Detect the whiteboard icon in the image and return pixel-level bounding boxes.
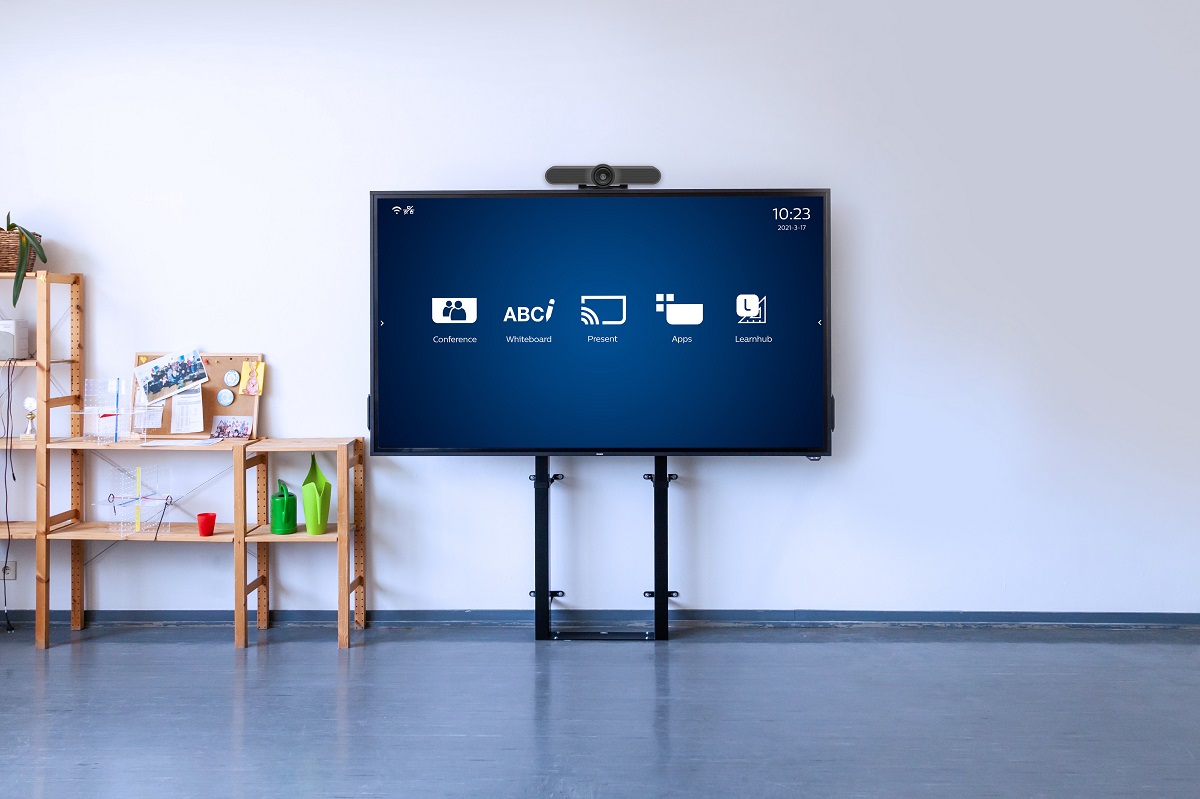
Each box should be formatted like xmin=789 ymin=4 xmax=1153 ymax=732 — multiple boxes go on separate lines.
xmin=737 ymin=294 xmax=766 ymax=323
xmin=580 ymin=295 xmax=626 ymax=325
xmin=656 ymin=293 xmax=704 ymax=326
xmin=431 ymin=298 xmax=478 ymax=324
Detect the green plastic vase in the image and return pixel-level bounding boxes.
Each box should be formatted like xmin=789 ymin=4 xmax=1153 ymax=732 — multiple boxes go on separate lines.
xmin=301 ymin=454 xmax=332 ymax=536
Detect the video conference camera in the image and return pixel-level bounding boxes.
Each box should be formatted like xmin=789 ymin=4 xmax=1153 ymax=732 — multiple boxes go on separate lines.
xmin=545 ymin=164 xmax=662 ymax=188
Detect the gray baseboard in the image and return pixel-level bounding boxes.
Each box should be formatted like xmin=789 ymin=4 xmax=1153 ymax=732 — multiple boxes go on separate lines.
xmin=5 ymin=609 xmax=1200 ymax=628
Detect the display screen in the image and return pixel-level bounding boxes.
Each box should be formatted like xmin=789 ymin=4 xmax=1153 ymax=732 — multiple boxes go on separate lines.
xmin=371 ymin=189 xmax=831 ymax=455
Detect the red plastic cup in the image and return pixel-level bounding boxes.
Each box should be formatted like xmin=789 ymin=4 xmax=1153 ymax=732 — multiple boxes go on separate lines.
xmin=197 ymin=513 xmax=217 ymax=537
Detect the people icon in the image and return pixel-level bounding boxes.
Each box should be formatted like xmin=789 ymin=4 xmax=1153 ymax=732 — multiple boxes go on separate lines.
xmin=450 ymin=300 xmax=467 ymax=321
xmin=442 ymin=300 xmax=454 ymax=319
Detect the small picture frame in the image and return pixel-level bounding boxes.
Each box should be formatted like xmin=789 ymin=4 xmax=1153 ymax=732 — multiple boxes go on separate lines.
xmin=210 ymin=415 xmax=254 ymax=439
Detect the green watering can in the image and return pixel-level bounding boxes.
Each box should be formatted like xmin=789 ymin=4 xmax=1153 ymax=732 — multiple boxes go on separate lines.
xmin=270 ymin=480 xmax=297 ymax=534
xmin=302 ymin=454 xmax=332 ymax=536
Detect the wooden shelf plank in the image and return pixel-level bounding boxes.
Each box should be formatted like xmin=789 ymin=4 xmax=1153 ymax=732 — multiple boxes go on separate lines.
xmin=0 ymin=521 xmax=38 ymax=540
xmin=0 ymin=437 xmax=38 ymax=450
xmin=246 ymin=524 xmax=344 ymax=543
xmin=0 ymin=271 xmax=77 ymax=284
xmin=47 ymin=521 xmax=235 ymax=542
xmin=4 ymin=359 xmax=77 ymax=367
xmin=248 ymin=437 xmax=359 ymax=452
xmin=47 ymin=437 xmax=246 ymax=451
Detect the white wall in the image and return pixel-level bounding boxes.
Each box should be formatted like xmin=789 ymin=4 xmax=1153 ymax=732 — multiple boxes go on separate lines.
xmin=2 ymin=0 xmax=1197 ymax=614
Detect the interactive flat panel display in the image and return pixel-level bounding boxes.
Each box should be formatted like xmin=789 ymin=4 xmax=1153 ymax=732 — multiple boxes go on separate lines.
xmin=370 ymin=189 xmax=830 ymax=455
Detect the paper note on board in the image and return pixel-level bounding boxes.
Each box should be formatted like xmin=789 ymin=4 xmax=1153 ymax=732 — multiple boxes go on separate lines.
xmin=170 ymin=386 xmax=204 ymax=434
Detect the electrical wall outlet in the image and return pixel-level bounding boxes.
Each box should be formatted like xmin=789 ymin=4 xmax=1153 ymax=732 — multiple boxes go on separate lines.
xmin=1 ymin=561 xmax=15 ymax=580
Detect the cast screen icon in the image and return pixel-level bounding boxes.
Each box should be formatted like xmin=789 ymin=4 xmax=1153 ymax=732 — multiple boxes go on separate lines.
xmin=656 ymin=294 xmax=704 ymax=325
xmin=432 ymin=298 xmax=478 ymax=324
xmin=580 ymin=295 xmax=627 ymax=325
xmin=737 ymin=294 xmax=766 ymax=323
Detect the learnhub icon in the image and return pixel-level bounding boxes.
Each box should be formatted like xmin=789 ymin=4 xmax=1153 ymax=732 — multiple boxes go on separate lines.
xmin=580 ymin=295 xmax=626 ymax=325
xmin=432 ymin=298 xmax=477 ymax=324
xmin=737 ymin=294 xmax=766 ymax=323
xmin=656 ymin=293 xmax=703 ymax=325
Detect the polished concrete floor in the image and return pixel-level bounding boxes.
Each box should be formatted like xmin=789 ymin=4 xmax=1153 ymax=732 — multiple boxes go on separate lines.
xmin=2 ymin=623 xmax=1200 ymax=797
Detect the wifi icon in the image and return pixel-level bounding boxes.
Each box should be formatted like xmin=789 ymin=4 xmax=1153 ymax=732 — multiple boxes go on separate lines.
xmin=392 ymin=206 xmax=403 ymax=214
xmin=580 ymin=307 xmax=600 ymax=325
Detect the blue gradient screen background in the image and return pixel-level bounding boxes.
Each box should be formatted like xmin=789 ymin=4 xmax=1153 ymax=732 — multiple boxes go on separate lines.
xmin=372 ymin=191 xmax=829 ymax=453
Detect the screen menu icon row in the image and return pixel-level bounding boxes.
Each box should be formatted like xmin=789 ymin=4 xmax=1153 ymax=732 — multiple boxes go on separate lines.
xmin=432 ymin=295 xmax=767 ymax=326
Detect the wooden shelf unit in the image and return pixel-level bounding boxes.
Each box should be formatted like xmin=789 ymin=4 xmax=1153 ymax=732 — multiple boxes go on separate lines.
xmin=10 ymin=272 xmax=86 ymax=648
xmin=35 ymin=435 xmax=366 ymax=649
xmin=23 ymin=272 xmax=368 ymax=649
xmin=233 ymin=437 xmax=365 ymax=649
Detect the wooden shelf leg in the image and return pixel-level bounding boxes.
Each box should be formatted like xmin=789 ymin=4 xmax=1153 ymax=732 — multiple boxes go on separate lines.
xmin=256 ymin=542 xmax=270 ymax=629
xmin=354 ymin=439 xmax=366 ymax=629
xmin=35 ymin=532 xmax=49 ymax=649
xmin=70 ymin=540 xmax=85 ymax=630
xmin=35 ymin=272 xmax=52 ymax=649
xmin=233 ymin=441 xmax=249 ymax=649
xmin=234 ymin=540 xmax=247 ymax=648
xmin=337 ymin=444 xmax=350 ymax=648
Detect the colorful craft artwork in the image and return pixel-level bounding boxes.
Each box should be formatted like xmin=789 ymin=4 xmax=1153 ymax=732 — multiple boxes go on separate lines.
xmin=240 ymin=361 xmax=265 ymax=396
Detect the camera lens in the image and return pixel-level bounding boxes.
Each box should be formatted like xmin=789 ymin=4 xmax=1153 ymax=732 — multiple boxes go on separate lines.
xmin=592 ymin=165 xmax=613 ymax=186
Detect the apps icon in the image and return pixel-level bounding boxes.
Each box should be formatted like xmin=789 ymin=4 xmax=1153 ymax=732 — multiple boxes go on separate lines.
xmin=580 ymin=295 xmax=627 ymax=325
xmin=432 ymin=298 xmax=478 ymax=324
xmin=737 ymin=294 xmax=766 ymax=323
xmin=656 ymin=293 xmax=703 ymax=325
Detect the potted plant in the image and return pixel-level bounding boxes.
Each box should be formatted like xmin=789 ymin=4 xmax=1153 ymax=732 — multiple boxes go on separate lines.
xmin=2 ymin=213 xmax=48 ymax=305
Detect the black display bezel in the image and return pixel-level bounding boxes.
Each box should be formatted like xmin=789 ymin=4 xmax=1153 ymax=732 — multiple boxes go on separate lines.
xmin=370 ymin=188 xmax=831 ymax=456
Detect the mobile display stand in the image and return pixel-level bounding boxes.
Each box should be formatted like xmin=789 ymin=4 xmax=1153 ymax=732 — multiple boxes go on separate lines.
xmin=532 ymin=164 xmax=677 ymax=641
xmin=530 ymin=456 xmax=678 ymax=641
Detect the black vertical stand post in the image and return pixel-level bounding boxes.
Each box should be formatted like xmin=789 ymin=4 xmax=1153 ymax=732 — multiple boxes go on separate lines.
xmin=653 ymin=455 xmax=670 ymax=641
xmin=533 ymin=456 xmax=551 ymax=641
xmin=643 ymin=457 xmax=678 ymax=640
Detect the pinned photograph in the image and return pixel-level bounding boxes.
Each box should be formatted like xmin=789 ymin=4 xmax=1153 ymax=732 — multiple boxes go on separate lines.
xmin=133 ymin=349 xmax=209 ymax=405
xmin=239 ymin=361 xmax=265 ymax=396
xmin=210 ymin=416 xmax=254 ymax=439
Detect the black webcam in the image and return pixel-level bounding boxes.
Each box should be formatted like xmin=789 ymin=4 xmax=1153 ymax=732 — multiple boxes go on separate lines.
xmin=545 ymin=164 xmax=661 ymax=188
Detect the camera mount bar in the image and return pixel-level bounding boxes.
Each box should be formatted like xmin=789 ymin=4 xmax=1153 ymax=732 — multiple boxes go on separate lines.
xmin=531 ymin=455 xmax=677 ymax=641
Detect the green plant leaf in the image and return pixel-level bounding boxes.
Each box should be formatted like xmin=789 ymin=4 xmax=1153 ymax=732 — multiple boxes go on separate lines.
xmin=14 ymin=225 xmax=46 ymax=262
xmin=11 ymin=239 xmax=27 ymax=305
xmin=5 ymin=212 xmax=11 ymax=230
